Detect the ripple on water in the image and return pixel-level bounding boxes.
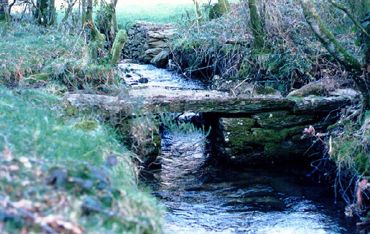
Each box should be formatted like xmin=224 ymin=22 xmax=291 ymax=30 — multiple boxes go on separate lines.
xmin=118 ymin=63 xmax=206 ymax=90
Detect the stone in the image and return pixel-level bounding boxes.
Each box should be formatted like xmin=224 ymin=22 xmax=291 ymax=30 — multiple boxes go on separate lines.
xmin=150 ymin=50 xmax=170 ymax=68
xmin=81 ymin=196 xmax=103 ymax=215
xmin=145 ymin=48 xmax=162 ymax=57
xmin=148 ymin=40 xmax=167 ymax=48
xmin=117 ymin=116 xmax=161 ymax=167
xmin=138 ymin=77 xmax=149 ymax=83
xmin=263 ymin=141 xmax=309 ymax=158
xmin=123 ymin=22 xmax=175 ymax=63
xmin=292 ymin=95 xmax=352 ymax=114
xmin=47 ymin=167 xmax=68 ymax=188
xmin=219 ymin=117 xmax=306 ymax=164
xmin=287 ymin=78 xmax=339 ymax=97
xmin=252 ymin=111 xmax=317 ymax=128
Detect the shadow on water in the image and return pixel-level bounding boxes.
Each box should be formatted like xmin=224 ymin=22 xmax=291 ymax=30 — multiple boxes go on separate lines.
xmin=142 ymin=129 xmax=356 ymax=234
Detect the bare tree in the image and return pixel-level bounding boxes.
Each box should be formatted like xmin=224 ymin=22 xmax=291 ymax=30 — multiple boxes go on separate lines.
xmin=34 ymin=0 xmax=56 ymax=25
xmin=300 ymin=0 xmax=370 ymax=110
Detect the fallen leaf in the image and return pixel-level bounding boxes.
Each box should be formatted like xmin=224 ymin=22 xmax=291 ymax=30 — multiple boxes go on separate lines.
xmin=2 ymin=145 xmax=13 ymax=161
xmin=36 ymin=215 xmax=84 ymax=234
xmin=19 ymin=157 xmax=32 ymax=169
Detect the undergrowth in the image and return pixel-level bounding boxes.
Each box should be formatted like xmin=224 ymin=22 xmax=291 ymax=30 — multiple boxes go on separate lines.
xmin=0 ymin=22 xmax=120 ymax=91
xmin=331 ymin=114 xmax=370 ymax=176
xmin=0 ymin=87 xmax=162 ymax=233
xmin=171 ymin=1 xmax=360 ymax=94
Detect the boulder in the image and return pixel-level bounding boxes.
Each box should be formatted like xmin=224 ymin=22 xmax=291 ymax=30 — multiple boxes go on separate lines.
xmin=150 ymin=50 xmax=170 ymax=68
xmin=288 ymin=78 xmax=341 ymax=97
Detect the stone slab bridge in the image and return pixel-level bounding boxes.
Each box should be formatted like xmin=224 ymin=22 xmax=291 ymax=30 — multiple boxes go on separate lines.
xmin=66 ymin=88 xmax=358 ymax=167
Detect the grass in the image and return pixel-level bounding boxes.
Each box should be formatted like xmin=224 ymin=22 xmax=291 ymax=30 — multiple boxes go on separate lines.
xmin=0 ymin=21 xmax=163 ymax=233
xmin=115 ymin=0 xmax=239 ymax=27
xmin=0 ymin=22 xmax=120 ymax=90
xmin=0 ymin=86 xmax=162 ymax=233
xmin=116 ymin=2 xmax=193 ymax=26
xmin=0 ymin=23 xmax=83 ymax=85
xmin=331 ymin=116 xmax=370 ymax=176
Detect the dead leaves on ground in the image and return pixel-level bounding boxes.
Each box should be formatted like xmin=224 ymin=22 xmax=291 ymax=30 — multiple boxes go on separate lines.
xmin=0 ymin=145 xmax=121 ymax=234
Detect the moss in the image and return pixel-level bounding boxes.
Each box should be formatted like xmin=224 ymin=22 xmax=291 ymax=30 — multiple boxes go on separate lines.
xmin=74 ymin=120 xmax=99 ymax=131
xmin=222 ymin=118 xmax=256 ymax=132
xmin=226 ymin=125 xmax=304 ymax=153
xmin=209 ymin=0 xmax=230 ymax=20
xmin=110 ymin=30 xmax=128 ymax=65
xmin=247 ymin=128 xmax=289 ymax=143
xmin=254 ymin=86 xmax=277 ymax=95
xmin=253 ymin=111 xmax=316 ymax=128
xmin=355 ymin=151 xmax=370 ymax=175
xmin=125 ymin=116 xmax=161 ymax=164
xmin=331 ymin=120 xmax=370 ymax=176
xmin=65 ymin=104 xmax=78 ymax=116
xmin=249 ymin=0 xmax=267 ymax=51
xmin=365 ymin=110 xmax=370 ymax=119
xmin=264 ymin=143 xmax=281 ymax=157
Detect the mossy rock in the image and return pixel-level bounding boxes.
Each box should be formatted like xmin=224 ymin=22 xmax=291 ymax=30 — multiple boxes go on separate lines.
xmin=222 ymin=118 xmax=256 ymax=133
xmin=264 ymin=141 xmax=308 ymax=158
xmin=224 ymin=125 xmax=304 ymax=154
xmin=120 ymin=116 xmax=161 ymax=166
xmin=65 ymin=104 xmax=79 ymax=116
xmin=253 ymin=111 xmax=317 ymax=128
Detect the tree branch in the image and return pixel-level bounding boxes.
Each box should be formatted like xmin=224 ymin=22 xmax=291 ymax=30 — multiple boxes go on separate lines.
xmin=328 ymin=0 xmax=370 ymax=39
xmin=300 ymin=0 xmax=362 ymax=71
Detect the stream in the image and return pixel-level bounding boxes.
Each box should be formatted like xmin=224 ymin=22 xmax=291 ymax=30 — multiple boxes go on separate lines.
xmin=119 ymin=62 xmax=356 ymax=234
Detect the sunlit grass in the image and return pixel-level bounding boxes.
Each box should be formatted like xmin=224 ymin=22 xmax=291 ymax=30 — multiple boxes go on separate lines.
xmin=116 ymin=2 xmax=193 ymax=26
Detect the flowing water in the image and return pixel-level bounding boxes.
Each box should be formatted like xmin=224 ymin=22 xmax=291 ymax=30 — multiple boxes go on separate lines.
xmin=120 ymin=62 xmax=356 ymax=234
xmin=143 ymin=130 xmax=355 ymax=234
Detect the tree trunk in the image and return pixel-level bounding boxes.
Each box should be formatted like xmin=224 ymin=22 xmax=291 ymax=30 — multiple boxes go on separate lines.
xmin=363 ymin=17 xmax=370 ymax=110
xmin=85 ymin=0 xmax=105 ymax=62
xmin=300 ymin=0 xmax=369 ymax=110
xmin=47 ymin=0 xmax=55 ymax=25
xmin=81 ymin=0 xmax=86 ymax=27
xmin=248 ymin=0 xmax=266 ymax=52
xmin=0 ymin=0 xmax=8 ymax=21
xmin=347 ymin=0 xmax=370 ymax=20
xmin=110 ymin=30 xmax=127 ymax=65
xmin=96 ymin=0 xmax=118 ymax=47
xmin=35 ymin=0 xmax=55 ymax=25
xmin=62 ymin=0 xmax=77 ymax=22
